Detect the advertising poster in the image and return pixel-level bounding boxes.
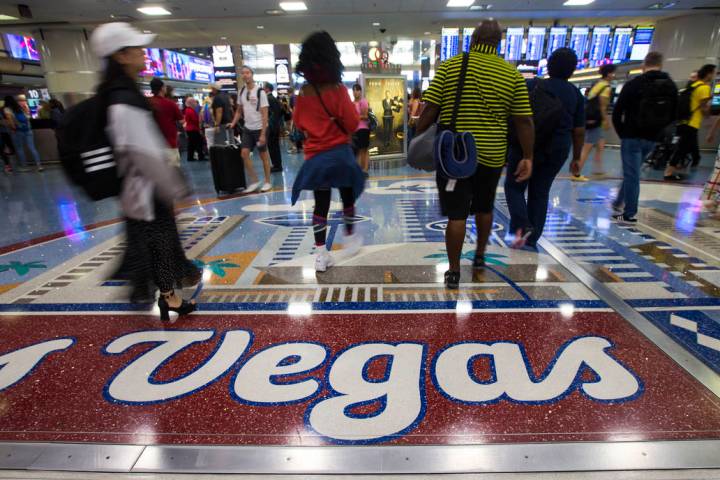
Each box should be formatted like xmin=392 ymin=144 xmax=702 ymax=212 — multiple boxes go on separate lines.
xmin=363 ymin=75 xmax=406 ymax=157
xmin=163 ymin=50 xmax=215 ymax=83
xmin=140 ymin=48 xmax=163 ymax=78
xmin=212 ymin=45 xmax=234 ymax=68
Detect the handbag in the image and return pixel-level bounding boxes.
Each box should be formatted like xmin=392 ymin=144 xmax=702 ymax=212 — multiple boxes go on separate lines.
xmin=434 ymin=52 xmax=477 ymax=180
xmin=407 ymin=123 xmax=437 ymax=171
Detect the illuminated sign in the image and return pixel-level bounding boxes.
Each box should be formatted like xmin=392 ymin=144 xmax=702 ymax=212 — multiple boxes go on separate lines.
xmin=526 ymin=27 xmax=546 ymax=61
xmin=548 ymin=27 xmax=568 ymax=55
xmin=441 ymin=28 xmax=459 ymax=61
xmin=505 ymin=27 xmax=524 ymax=62
xmin=140 ymin=48 xmax=163 ymax=78
xmin=3 ymin=34 xmax=40 ymax=61
xmin=630 ymin=26 xmax=654 ymax=61
xmin=212 ymin=45 xmax=234 ymax=68
xmin=163 ymin=50 xmax=215 ymax=83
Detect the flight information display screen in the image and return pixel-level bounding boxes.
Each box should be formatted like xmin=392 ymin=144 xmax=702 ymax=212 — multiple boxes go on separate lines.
xmin=462 ymin=27 xmax=474 ymax=53
xmin=547 ymin=27 xmax=568 ymax=55
xmin=526 ymin=27 xmax=546 ymax=61
xmin=569 ymin=26 xmax=590 ymax=60
xmin=611 ymin=27 xmax=633 ymax=63
xmin=630 ymin=26 xmax=654 ymax=60
xmin=589 ymin=26 xmax=611 ymax=66
xmin=505 ymin=27 xmax=524 ymax=61
xmin=441 ymin=28 xmax=459 ymax=61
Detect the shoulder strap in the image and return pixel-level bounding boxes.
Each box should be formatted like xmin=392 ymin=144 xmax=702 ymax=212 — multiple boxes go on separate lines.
xmin=311 ymin=84 xmax=348 ymax=135
xmin=450 ymin=52 xmax=470 ymax=131
xmin=255 ymin=87 xmax=261 ymax=112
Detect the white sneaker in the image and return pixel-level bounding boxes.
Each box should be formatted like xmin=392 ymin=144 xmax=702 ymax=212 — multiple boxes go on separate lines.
xmin=315 ymin=248 xmax=334 ymax=272
xmin=344 ymin=233 xmax=363 ymax=258
xmin=245 ymin=181 xmax=260 ymax=193
xmin=260 ymin=182 xmax=272 ymax=192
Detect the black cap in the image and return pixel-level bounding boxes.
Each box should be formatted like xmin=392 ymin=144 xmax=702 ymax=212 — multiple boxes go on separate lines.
xmin=150 ymin=77 xmax=164 ymax=94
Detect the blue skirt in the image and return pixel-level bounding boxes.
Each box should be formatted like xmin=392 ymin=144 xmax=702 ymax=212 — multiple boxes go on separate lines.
xmin=291 ymin=144 xmax=365 ymax=205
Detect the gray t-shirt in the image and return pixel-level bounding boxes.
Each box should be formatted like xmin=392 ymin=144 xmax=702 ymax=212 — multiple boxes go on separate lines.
xmin=211 ymin=91 xmax=233 ymax=125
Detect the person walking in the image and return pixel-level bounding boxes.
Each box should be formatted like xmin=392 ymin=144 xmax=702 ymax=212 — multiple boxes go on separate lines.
xmin=183 ymin=97 xmax=205 ymax=161
xmin=612 ymin=51 xmax=678 ymax=224
xmin=3 ymin=95 xmax=42 ymax=172
xmin=407 ymin=87 xmax=422 ymax=143
xmin=291 ymin=31 xmax=364 ymax=273
xmin=699 ymin=116 xmax=720 ymax=216
xmin=49 ymin=99 xmax=65 ymax=127
xmin=351 ymin=83 xmax=370 ymax=176
xmin=148 ymin=77 xmax=183 ymax=166
xmin=229 ymin=66 xmax=273 ymax=193
xmin=264 ymin=83 xmax=284 ymax=173
xmin=89 ymin=22 xmax=200 ymax=317
xmin=573 ymin=63 xmax=616 ymax=181
xmin=415 ymin=20 xmax=534 ymax=289
xmin=665 ymin=63 xmax=716 ymax=179
xmin=505 ymin=48 xmax=585 ymax=250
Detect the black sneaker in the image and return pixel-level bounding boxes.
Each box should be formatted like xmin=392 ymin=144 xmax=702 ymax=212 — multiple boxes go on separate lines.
xmin=611 ymin=213 xmax=638 ymax=225
xmin=271 ymin=166 xmax=283 ymax=173
xmin=444 ymin=270 xmax=460 ymax=290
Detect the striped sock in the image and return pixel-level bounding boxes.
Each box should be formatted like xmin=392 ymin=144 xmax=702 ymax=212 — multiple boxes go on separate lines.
xmin=343 ymin=206 xmax=355 ymax=235
xmin=313 ymin=214 xmax=328 ymax=246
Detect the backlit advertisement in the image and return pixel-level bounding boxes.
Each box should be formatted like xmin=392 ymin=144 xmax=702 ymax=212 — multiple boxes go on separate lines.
xmin=4 ymin=34 xmax=40 ymax=62
xmin=212 ymin=45 xmax=234 ymax=68
xmin=363 ymin=75 xmax=406 ymax=157
xmin=164 ymin=50 xmax=215 ymax=83
xmin=140 ymin=48 xmax=163 ymax=78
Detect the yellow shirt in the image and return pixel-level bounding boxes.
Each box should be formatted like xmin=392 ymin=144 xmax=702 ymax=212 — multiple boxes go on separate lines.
xmin=588 ymin=79 xmax=611 ymax=100
xmin=686 ymin=80 xmax=711 ymax=130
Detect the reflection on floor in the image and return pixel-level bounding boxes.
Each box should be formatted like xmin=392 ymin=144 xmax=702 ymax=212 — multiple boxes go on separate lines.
xmin=0 ymin=145 xmax=719 ymax=474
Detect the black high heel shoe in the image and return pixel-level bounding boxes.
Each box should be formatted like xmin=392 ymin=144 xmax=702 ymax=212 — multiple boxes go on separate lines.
xmin=158 ymin=290 xmax=197 ymax=321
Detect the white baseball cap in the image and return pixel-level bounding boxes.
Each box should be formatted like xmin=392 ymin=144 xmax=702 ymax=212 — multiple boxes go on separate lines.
xmin=90 ymin=22 xmax=156 ymax=58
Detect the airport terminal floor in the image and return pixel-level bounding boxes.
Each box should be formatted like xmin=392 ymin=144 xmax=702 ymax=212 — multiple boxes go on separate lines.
xmin=1 ymin=145 xmax=720 ymax=479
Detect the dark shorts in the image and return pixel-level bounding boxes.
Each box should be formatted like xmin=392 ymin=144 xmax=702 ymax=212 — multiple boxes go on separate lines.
xmin=241 ymin=129 xmax=268 ymax=153
xmin=436 ymin=164 xmax=503 ymax=220
xmin=352 ymin=128 xmax=370 ymax=150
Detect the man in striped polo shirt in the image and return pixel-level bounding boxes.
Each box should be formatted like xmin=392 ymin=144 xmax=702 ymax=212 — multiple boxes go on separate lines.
xmin=416 ymin=20 xmax=535 ymax=289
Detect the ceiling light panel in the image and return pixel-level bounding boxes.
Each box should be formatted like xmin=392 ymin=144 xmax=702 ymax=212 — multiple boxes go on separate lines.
xmin=137 ymin=6 xmax=172 ymax=16
xmin=447 ymin=0 xmax=475 ymax=7
xmin=279 ymin=2 xmax=308 ymax=11
xmin=563 ymin=0 xmax=595 ymax=5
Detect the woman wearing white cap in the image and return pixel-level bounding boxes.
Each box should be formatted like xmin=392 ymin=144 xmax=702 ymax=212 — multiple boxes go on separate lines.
xmin=91 ymin=22 xmax=200 ymax=320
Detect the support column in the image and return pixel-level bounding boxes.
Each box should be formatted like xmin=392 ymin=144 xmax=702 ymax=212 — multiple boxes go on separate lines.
xmin=35 ymin=28 xmax=101 ymax=107
xmin=652 ymin=14 xmax=720 ymax=81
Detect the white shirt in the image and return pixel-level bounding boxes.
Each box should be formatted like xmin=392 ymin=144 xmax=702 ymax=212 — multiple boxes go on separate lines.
xmin=240 ymin=85 xmax=269 ymax=131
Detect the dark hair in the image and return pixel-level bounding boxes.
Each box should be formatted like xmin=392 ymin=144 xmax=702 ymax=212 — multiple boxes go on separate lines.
xmin=265 ymin=83 xmax=275 ymax=92
xmin=98 ymin=54 xmax=138 ymax=95
xmin=547 ymin=48 xmax=578 ymax=80
xmin=352 ymin=83 xmax=362 ymax=92
xmin=411 ymin=87 xmax=421 ymax=99
xmin=295 ymin=31 xmax=343 ymax=84
xmin=599 ymin=64 xmax=617 ymax=78
xmin=698 ymin=64 xmax=717 ymax=80
xmin=644 ymin=51 xmax=663 ymax=68
xmin=49 ymin=98 xmax=65 ymax=113
xmin=150 ymin=77 xmax=164 ymax=95
xmin=3 ymin=95 xmax=20 ymax=113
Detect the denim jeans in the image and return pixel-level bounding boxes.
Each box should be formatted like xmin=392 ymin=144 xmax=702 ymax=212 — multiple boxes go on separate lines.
xmin=504 ymin=142 xmax=570 ymax=246
xmin=614 ymin=138 xmax=655 ymax=218
xmin=12 ymin=129 xmax=41 ymax=168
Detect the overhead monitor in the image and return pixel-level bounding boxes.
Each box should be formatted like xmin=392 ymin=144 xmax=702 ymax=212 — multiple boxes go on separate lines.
xmin=526 ymin=27 xmax=546 ymax=61
xmin=547 ymin=27 xmax=568 ymax=56
xmin=630 ymin=26 xmax=654 ymax=61
xmin=610 ymin=27 xmax=633 ymax=63
xmin=462 ymin=27 xmax=474 ymax=53
xmin=505 ymin=27 xmax=524 ymax=62
xmin=163 ymin=50 xmax=215 ymax=83
xmin=140 ymin=48 xmax=163 ymax=77
xmin=3 ymin=34 xmax=40 ymax=61
xmin=569 ymin=26 xmax=590 ymax=61
xmin=440 ymin=27 xmax=459 ymax=61
xmin=589 ymin=26 xmax=611 ymax=66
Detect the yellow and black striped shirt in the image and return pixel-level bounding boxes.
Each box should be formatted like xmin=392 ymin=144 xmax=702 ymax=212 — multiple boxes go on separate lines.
xmin=423 ymin=44 xmax=532 ymax=168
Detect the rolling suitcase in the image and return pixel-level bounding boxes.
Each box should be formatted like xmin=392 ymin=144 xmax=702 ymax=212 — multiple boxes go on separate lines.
xmin=209 ymin=129 xmax=246 ymax=195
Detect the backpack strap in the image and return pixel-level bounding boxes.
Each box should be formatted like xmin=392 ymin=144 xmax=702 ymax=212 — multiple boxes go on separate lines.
xmin=449 ymin=52 xmax=470 ymax=132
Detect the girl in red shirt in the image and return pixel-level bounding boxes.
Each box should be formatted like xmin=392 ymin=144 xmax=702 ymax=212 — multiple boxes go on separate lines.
xmin=291 ymin=31 xmax=364 ymax=273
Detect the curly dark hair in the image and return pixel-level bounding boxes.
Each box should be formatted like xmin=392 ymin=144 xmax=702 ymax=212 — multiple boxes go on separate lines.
xmin=547 ymin=47 xmax=578 ymax=80
xmin=295 ymin=31 xmax=344 ymax=84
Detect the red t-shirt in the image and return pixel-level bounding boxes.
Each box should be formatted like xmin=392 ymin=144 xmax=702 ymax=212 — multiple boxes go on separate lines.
xmin=149 ymin=95 xmax=183 ymax=148
xmin=184 ymin=107 xmax=200 ymax=132
xmin=292 ymin=85 xmax=359 ymax=160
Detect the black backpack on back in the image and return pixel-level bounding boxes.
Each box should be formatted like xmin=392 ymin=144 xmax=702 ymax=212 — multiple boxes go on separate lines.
xmin=676 ymin=83 xmax=697 ymax=122
xmin=585 ymin=83 xmax=609 ymax=130
xmin=529 ymin=80 xmax=565 ymax=150
xmin=634 ymin=75 xmax=678 ymax=139
xmin=56 ymin=93 xmax=121 ymax=201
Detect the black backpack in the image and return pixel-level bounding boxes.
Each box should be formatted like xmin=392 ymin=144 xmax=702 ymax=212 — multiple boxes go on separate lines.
xmin=529 ymin=80 xmax=565 ymax=150
xmin=585 ymin=83 xmax=609 ymax=130
xmin=56 ymin=93 xmax=121 ymax=201
xmin=677 ymin=83 xmax=697 ymax=122
xmin=634 ymin=75 xmax=678 ymax=138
